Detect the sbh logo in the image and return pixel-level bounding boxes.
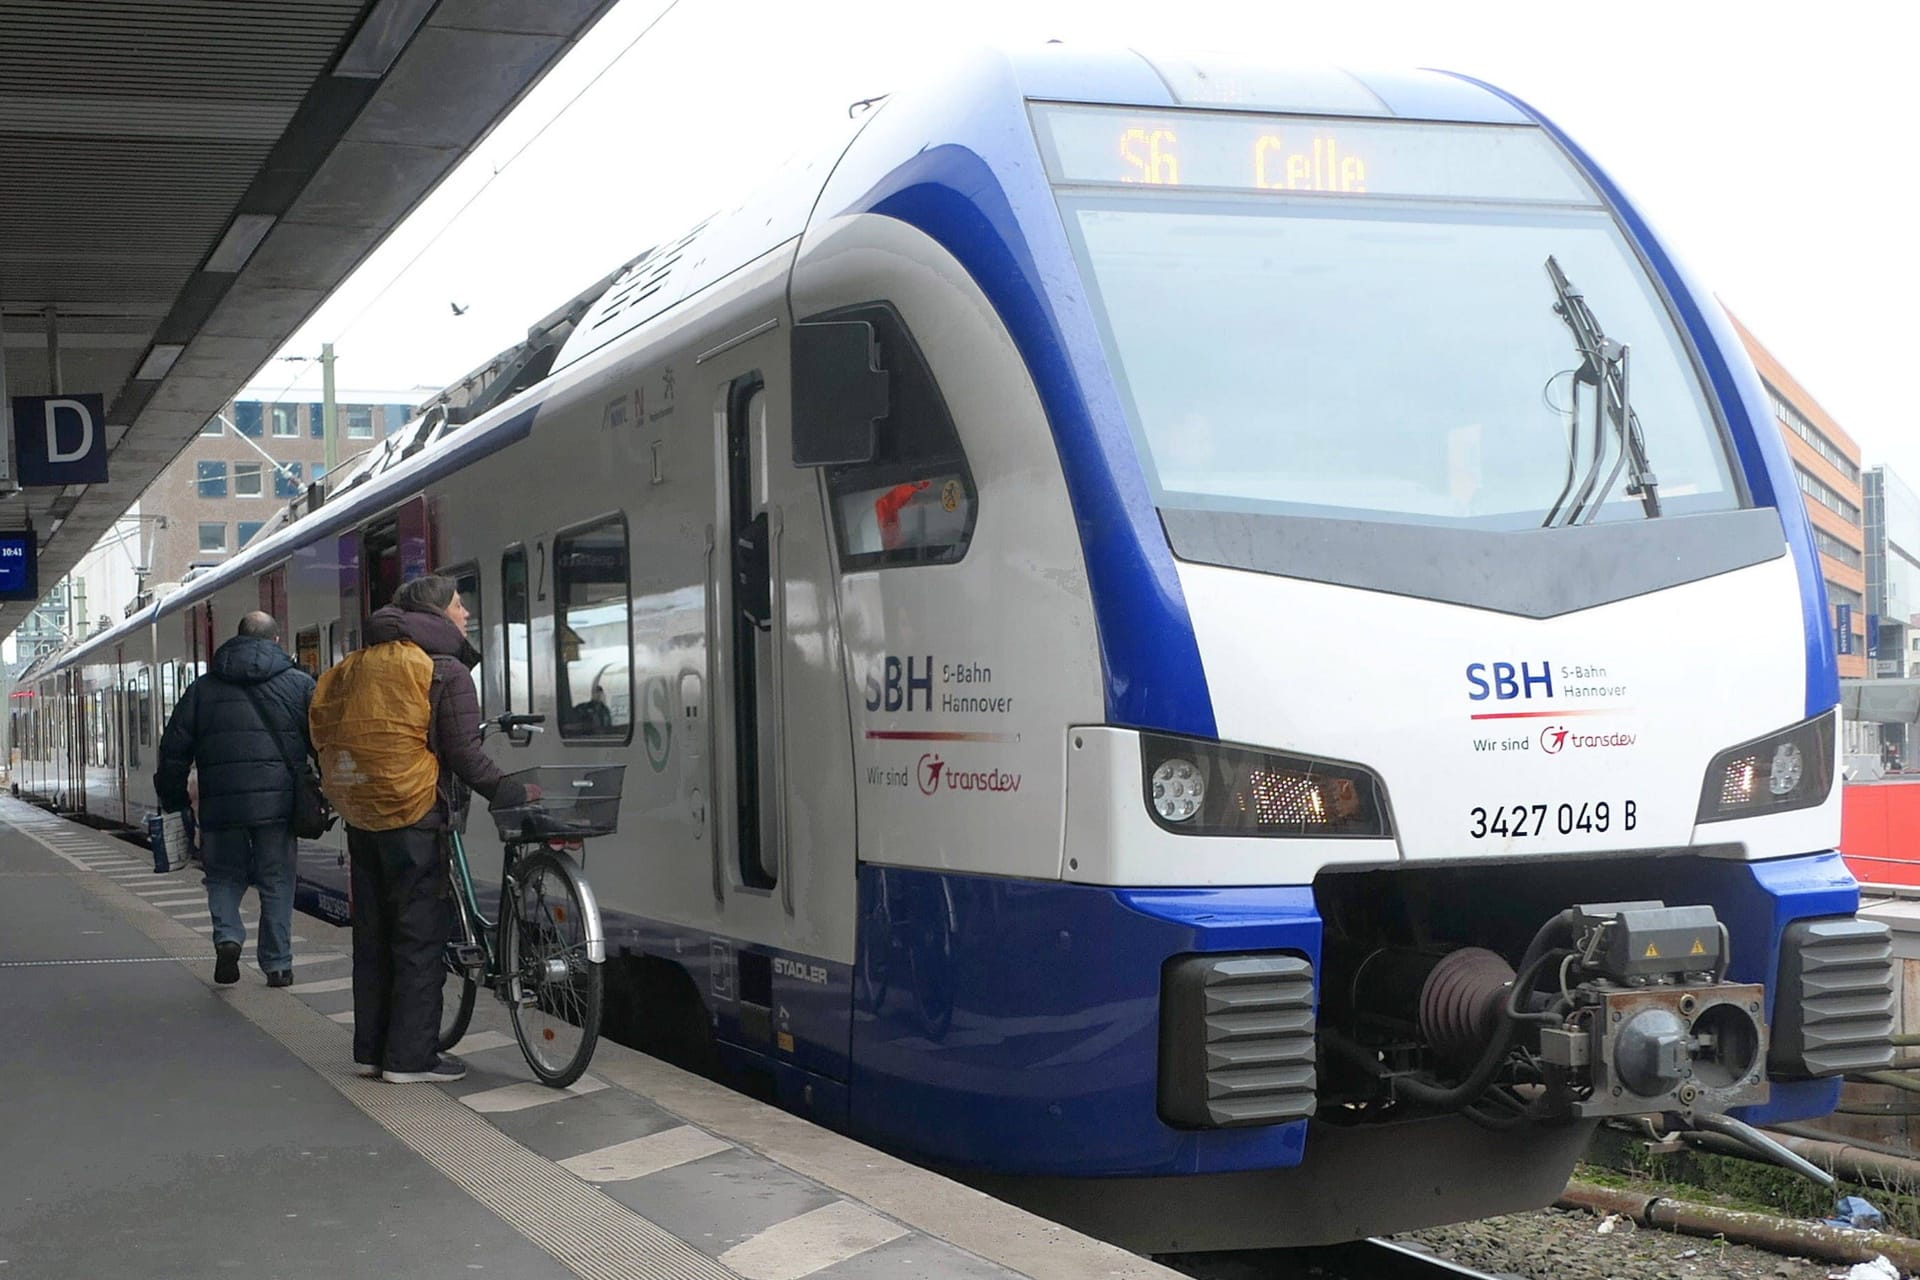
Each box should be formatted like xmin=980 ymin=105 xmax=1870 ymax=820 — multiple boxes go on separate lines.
xmin=11 ymin=393 xmax=108 ymax=486
xmin=1466 ymin=661 xmax=1554 ymax=702
xmin=866 ymin=655 xmax=934 ymax=713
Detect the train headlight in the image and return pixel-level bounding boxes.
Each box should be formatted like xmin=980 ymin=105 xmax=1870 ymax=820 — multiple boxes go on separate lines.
xmin=1151 ymin=758 xmax=1205 ymax=822
xmin=1140 ymin=733 xmax=1391 ymax=838
xmin=1696 ymin=710 xmax=1834 ymax=823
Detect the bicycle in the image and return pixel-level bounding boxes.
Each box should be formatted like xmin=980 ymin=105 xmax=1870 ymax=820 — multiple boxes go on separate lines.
xmin=437 ymin=713 xmax=623 ymax=1088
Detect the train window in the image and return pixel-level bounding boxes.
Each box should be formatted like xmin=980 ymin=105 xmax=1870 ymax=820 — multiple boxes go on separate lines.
xmin=136 ymin=668 xmax=152 ymax=748
xmin=502 ymin=545 xmax=531 ymax=716
xmin=553 ymin=518 xmax=632 ymax=742
xmin=817 ymin=303 xmax=976 ymax=571
xmin=440 ymin=562 xmax=484 ymax=714
xmin=363 ymin=519 xmax=402 ymax=613
xmin=296 ymin=627 xmax=321 ymax=676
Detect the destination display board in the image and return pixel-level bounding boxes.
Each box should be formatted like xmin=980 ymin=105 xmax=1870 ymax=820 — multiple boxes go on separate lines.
xmin=1033 ymin=104 xmax=1592 ymax=204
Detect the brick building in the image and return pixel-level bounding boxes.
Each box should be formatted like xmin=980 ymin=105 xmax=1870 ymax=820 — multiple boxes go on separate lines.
xmin=143 ymin=389 xmax=418 ymax=588
xmin=1729 ymin=313 xmax=1868 ymax=680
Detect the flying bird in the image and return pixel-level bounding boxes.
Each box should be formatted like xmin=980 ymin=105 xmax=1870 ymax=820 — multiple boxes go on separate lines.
xmin=450 ymin=302 xmax=469 ymax=316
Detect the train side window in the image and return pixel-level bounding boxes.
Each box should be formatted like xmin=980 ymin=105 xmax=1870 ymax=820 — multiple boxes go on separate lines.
xmin=296 ymin=626 xmax=322 ymax=676
xmin=816 ymin=303 xmax=977 ymax=570
xmin=136 ymin=667 xmax=153 ymax=749
xmin=363 ymin=518 xmax=403 ymax=613
xmin=553 ymin=518 xmax=632 ymax=742
xmin=502 ymin=546 xmax=531 ymax=716
xmin=439 ymin=562 xmax=483 ymax=713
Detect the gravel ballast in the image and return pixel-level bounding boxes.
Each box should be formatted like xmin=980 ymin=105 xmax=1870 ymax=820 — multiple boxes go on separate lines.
xmin=1404 ymin=1205 xmax=1870 ymax=1280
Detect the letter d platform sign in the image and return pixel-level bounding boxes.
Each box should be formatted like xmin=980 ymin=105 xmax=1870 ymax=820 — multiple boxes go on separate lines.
xmin=12 ymin=394 xmax=108 ymax=486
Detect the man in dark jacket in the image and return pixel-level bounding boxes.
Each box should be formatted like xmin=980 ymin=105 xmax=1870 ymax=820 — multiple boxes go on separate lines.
xmin=156 ymin=611 xmax=316 ymax=987
xmin=313 ymin=575 xmax=529 ymax=1083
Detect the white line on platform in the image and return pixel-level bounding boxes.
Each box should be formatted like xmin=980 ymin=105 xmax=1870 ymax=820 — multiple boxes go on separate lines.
xmin=450 ymin=1030 xmax=514 ymax=1055
xmin=327 ymin=1010 xmax=355 ymax=1024
xmin=557 ymin=1125 xmax=731 ymax=1184
xmin=130 ymin=885 xmax=191 ymax=896
xmin=289 ymin=976 xmax=354 ymax=993
xmin=145 ymin=896 xmax=206 ymax=908
xmin=460 ymin=1077 xmax=606 ymax=1114
xmin=717 ymin=1201 xmax=908 ymax=1280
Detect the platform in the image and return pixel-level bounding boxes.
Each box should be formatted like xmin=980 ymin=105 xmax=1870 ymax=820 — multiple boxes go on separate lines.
xmin=0 ymin=799 xmax=1172 ymax=1280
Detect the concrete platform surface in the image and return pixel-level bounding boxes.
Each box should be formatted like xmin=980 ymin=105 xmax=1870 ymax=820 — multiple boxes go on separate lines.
xmin=0 ymin=799 xmax=1175 ymax=1280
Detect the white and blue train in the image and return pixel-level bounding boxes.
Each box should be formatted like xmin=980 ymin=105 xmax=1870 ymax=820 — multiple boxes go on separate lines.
xmin=12 ymin=47 xmax=1894 ymax=1250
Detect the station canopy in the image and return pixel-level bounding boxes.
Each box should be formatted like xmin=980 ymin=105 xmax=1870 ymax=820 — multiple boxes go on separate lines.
xmin=1844 ymin=679 xmax=1920 ymax=726
xmin=0 ymin=0 xmax=616 ymax=641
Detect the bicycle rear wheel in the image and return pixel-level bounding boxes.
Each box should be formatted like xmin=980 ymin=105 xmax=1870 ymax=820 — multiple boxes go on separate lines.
xmin=438 ymin=946 xmax=479 ymax=1052
xmin=502 ymin=850 xmax=603 ymax=1087
xmin=438 ymin=849 xmax=480 ymax=1052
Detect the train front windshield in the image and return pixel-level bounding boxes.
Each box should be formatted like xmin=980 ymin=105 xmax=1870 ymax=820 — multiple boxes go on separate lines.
xmin=1035 ymin=105 xmax=1741 ymax=530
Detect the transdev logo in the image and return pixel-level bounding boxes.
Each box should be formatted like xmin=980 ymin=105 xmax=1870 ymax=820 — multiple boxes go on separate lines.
xmin=1540 ymin=725 xmax=1637 ymax=754
xmin=917 ymin=752 xmax=1021 ymax=796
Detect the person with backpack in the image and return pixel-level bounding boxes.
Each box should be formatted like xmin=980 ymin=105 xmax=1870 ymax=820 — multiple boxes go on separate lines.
xmin=155 ymin=611 xmax=317 ymax=988
xmin=310 ymin=574 xmax=533 ymax=1083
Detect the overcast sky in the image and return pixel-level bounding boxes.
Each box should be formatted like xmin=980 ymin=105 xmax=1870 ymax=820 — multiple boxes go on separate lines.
xmin=264 ymin=0 xmax=1918 ymax=482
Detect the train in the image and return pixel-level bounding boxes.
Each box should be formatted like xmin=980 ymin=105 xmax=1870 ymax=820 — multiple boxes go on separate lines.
xmin=8 ymin=46 xmax=1896 ymax=1252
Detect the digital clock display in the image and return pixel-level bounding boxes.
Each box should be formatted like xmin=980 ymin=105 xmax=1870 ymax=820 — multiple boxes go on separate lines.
xmin=1032 ymin=104 xmax=1593 ymax=205
xmin=0 ymin=532 xmax=37 ymax=601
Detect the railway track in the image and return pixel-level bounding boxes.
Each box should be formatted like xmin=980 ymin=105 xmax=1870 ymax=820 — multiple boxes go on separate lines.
xmin=1160 ymin=1236 xmax=1520 ymax=1280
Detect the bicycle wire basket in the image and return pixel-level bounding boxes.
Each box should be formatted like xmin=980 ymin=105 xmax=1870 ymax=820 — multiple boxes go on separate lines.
xmin=490 ymin=764 xmax=626 ymax=841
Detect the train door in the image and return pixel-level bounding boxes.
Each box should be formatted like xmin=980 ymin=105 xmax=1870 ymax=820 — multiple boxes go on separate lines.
xmin=704 ymin=333 xmax=860 ymax=1098
xmin=64 ymin=670 xmax=84 ymax=814
xmin=115 ymin=644 xmax=130 ymax=826
xmin=260 ymin=564 xmax=288 ymax=644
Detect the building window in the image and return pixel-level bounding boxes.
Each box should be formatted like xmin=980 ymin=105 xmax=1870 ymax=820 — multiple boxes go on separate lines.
xmin=234 ymin=402 xmax=264 ymax=437
xmin=554 ymin=518 xmax=631 ymax=741
xmin=271 ymin=405 xmax=297 ymax=437
xmin=273 ymin=460 xmax=305 ymax=499
xmin=198 ymin=523 xmax=227 ymax=554
xmin=196 ymin=461 xmax=228 ymax=498
xmin=344 ymin=407 xmax=375 ymax=439
xmin=200 ymin=417 xmax=224 ymax=436
xmin=1814 ymin=527 xmax=1863 ymax=569
xmin=1795 ymin=466 xmax=1862 ymax=525
xmin=237 ymin=520 xmax=266 ymax=548
xmin=234 ymin=461 xmax=262 ymax=497
xmin=1768 ymin=382 xmax=1859 ymax=485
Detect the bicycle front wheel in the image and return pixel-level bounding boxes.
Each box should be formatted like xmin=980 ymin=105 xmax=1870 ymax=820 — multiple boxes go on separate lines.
xmin=502 ymin=850 xmax=603 ymax=1087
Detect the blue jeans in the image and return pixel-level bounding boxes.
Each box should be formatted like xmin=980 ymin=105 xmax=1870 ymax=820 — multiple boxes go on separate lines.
xmin=200 ymin=823 xmax=298 ymax=974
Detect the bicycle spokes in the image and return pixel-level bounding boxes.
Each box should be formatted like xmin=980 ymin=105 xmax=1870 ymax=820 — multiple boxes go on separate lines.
xmin=507 ymin=857 xmax=596 ymax=1079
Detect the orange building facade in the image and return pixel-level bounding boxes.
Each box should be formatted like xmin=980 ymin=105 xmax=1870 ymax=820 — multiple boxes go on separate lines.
xmin=1729 ymin=312 xmax=1868 ymax=680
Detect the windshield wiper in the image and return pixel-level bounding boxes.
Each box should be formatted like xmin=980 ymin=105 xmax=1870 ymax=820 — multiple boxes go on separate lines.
xmin=1542 ymin=255 xmax=1662 ymax=524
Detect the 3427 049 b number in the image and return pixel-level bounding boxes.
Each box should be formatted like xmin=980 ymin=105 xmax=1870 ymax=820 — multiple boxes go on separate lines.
xmin=1469 ymin=800 xmax=1637 ymax=839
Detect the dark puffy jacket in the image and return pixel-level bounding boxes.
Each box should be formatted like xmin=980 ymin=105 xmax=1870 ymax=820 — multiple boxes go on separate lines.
xmin=155 ymin=635 xmax=316 ymax=830
xmin=362 ymin=602 xmax=526 ymax=821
